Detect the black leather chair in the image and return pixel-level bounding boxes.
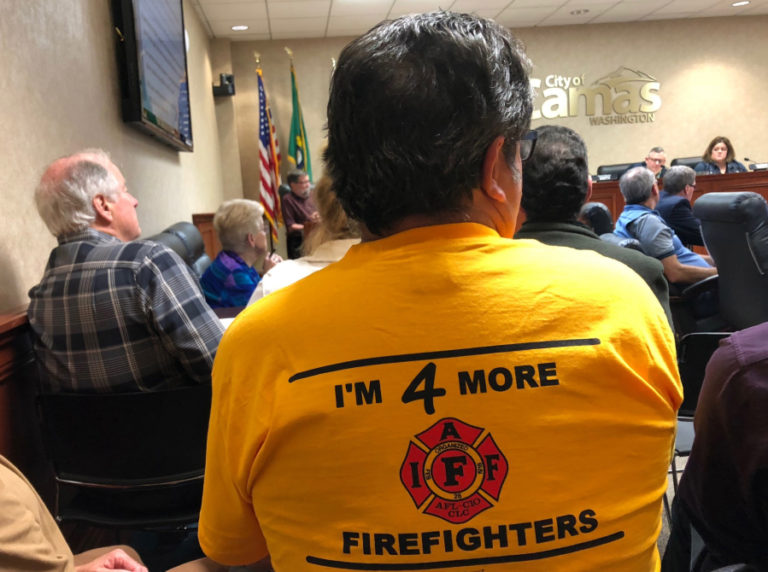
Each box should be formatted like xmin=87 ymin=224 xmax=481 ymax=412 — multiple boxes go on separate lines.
xmin=694 ymin=192 xmax=768 ymax=330
xmin=579 ymin=202 xmax=614 ymax=235
xmin=146 ymin=221 xmax=211 ymax=277
xmin=671 ymin=156 xmax=702 ymax=169
xmin=596 ymin=162 xmax=634 ymax=180
xmin=669 ymin=332 xmax=731 ymax=493
xmin=37 ymin=384 xmax=211 ymax=529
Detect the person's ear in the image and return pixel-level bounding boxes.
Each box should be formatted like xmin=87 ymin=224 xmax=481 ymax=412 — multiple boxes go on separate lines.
xmin=585 ymin=177 xmax=593 ymax=202
xmin=480 ymin=136 xmax=512 ymax=203
xmin=246 ymin=232 xmax=257 ymax=247
xmin=92 ymin=194 xmax=113 ymax=223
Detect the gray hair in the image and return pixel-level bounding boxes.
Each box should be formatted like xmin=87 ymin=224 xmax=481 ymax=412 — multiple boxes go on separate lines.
xmin=619 ymin=166 xmax=656 ymax=205
xmin=648 ymin=146 xmax=665 ymax=155
xmin=662 ymin=165 xmax=696 ymax=195
xmin=34 ymin=149 xmax=121 ymax=238
xmin=213 ymin=199 xmax=265 ymax=253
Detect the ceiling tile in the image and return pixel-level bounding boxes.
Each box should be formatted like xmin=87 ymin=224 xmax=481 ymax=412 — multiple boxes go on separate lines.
xmin=327 ymin=14 xmax=388 ymax=30
xmin=588 ymin=0 xmax=667 ymax=21
xmin=200 ymin=2 xmax=267 ymax=19
xmin=269 ymin=16 xmax=329 ymax=32
xmin=450 ymin=0 xmax=513 ymax=10
xmin=268 ymin=0 xmax=331 ymax=17
xmin=388 ymin=0 xmax=451 ymax=18
xmin=538 ymin=2 xmax=614 ymax=25
xmin=330 ymin=0 xmax=392 ymax=16
xmin=209 ymin=18 xmax=270 ymax=35
xmin=494 ymin=6 xmax=556 ymax=26
xmin=507 ymin=0 xmax=564 ymax=7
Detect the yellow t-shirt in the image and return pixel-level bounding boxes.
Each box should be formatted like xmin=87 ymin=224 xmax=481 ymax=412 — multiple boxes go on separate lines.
xmin=199 ymin=223 xmax=681 ymax=571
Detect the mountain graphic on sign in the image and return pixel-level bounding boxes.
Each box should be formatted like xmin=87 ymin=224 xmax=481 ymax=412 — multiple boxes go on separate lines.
xmin=592 ymin=67 xmax=658 ymax=89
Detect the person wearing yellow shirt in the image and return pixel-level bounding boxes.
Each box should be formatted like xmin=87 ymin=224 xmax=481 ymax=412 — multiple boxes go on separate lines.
xmin=199 ymin=11 xmax=681 ymax=572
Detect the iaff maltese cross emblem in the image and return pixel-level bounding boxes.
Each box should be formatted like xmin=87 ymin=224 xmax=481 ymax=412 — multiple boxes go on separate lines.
xmin=400 ymin=418 xmax=508 ymax=524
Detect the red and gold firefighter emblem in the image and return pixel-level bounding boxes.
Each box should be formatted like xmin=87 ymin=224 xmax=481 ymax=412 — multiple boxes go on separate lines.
xmin=400 ymin=417 xmax=508 ymax=524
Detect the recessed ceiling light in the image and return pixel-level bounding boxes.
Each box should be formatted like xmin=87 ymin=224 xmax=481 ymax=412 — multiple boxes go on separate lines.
xmin=570 ymin=9 xmax=590 ymax=16
xmin=231 ymin=25 xmax=249 ymax=31
xmin=732 ymin=1 xmax=750 ymax=6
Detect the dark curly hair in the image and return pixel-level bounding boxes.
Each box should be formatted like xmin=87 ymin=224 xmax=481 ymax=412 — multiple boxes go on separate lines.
xmin=521 ymin=125 xmax=589 ymax=222
xmin=324 ymin=11 xmax=533 ymax=235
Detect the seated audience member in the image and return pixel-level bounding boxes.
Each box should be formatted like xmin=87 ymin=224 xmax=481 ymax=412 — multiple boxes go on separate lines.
xmin=281 ymin=169 xmax=320 ymax=259
xmin=516 ymin=125 xmax=672 ymax=325
xmin=200 ymin=199 xmax=281 ymax=308
xmin=28 ymin=149 xmax=224 ymax=393
xmin=629 ymin=146 xmax=667 ymax=179
xmin=0 ymin=453 xmax=227 ymax=572
xmin=615 ymin=167 xmax=717 ymax=287
xmin=664 ymin=322 xmax=768 ymax=570
xmin=657 ymin=165 xmax=704 ymax=247
xmin=248 ymin=174 xmax=360 ymax=303
xmin=695 ymin=136 xmax=747 ymax=175
xmin=199 ymin=12 xmax=681 ymax=571
xmin=0 ymin=453 xmax=147 ymax=571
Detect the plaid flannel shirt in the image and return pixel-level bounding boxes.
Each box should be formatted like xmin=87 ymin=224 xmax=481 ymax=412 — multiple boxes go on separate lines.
xmin=28 ymin=229 xmax=225 ymax=393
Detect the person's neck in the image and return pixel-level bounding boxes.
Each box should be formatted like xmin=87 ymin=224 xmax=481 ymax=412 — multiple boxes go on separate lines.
xmin=359 ymin=205 xmax=504 ymax=242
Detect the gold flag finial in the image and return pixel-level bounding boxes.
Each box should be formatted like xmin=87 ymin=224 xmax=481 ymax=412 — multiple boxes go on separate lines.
xmin=253 ymin=52 xmax=261 ymax=68
xmin=284 ymin=47 xmax=294 ymax=60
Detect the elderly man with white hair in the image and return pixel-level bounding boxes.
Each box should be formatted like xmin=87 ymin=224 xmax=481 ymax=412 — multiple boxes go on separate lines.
xmin=28 ymin=148 xmax=224 ymax=393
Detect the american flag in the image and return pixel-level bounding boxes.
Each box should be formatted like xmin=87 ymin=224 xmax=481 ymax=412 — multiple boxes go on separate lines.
xmin=257 ymin=68 xmax=281 ymax=241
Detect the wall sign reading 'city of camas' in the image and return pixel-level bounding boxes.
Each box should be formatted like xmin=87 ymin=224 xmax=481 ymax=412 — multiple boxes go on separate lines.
xmin=531 ymin=67 xmax=662 ymax=126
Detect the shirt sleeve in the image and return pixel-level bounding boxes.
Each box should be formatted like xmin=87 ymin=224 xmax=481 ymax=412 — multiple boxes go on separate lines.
xmin=0 ymin=459 xmax=75 ymax=572
xmin=137 ymin=245 xmax=225 ymax=384
xmin=631 ymin=215 xmax=676 ymax=260
xmin=198 ymin=317 xmax=270 ymax=565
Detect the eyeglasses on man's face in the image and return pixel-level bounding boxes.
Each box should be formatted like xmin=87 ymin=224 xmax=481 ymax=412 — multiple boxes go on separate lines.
xmin=518 ymin=130 xmax=538 ymax=162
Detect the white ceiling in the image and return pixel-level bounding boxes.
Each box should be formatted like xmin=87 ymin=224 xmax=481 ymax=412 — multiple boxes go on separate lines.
xmin=191 ymin=0 xmax=768 ymax=40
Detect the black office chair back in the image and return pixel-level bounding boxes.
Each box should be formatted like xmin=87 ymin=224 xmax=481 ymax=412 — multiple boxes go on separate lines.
xmin=677 ymin=332 xmax=730 ymax=418
xmin=579 ymin=202 xmax=614 ymax=235
xmin=694 ymin=192 xmax=768 ymax=330
xmin=146 ymin=221 xmax=211 ymax=277
xmin=671 ymin=156 xmax=701 ymax=169
xmin=39 ymin=384 xmax=210 ymax=485
xmin=596 ymin=162 xmax=634 ymax=180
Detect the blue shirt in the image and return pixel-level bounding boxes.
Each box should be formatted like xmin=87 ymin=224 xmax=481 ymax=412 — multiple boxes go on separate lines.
xmin=694 ymin=160 xmax=747 ymax=175
xmin=201 ymin=250 xmax=261 ymax=309
xmin=615 ymin=204 xmax=710 ymax=268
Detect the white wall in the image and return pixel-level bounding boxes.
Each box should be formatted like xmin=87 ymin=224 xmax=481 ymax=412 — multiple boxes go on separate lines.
xmin=230 ymin=16 xmax=768 ymax=182
xmin=0 ymin=0 xmax=233 ymax=310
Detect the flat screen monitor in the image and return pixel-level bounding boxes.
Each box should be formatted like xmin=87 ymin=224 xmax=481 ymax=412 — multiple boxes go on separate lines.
xmin=112 ymin=0 xmax=193 ymax=152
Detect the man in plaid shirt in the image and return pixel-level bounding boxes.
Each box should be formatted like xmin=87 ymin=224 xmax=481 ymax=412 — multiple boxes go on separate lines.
xmin=28 ymin=149 xmax=224 ymax=393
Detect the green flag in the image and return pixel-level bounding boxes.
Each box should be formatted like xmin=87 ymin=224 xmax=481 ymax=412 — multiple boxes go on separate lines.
xmin=288 ymin=63 xmax=312 ymax=180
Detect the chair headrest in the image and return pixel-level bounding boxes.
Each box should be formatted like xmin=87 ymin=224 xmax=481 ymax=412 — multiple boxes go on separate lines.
xmin=670 ymin=156 xmax=701 ymax=169
xmin=580 ymin=202 xmax=614 ymax=235
xmin=163 ymin=222 xmax=206 ymax=263
xmin=596 ymin=163 xmax=634 ymax=179
xmin=693 ymin=192 xmax=768 ymax=230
